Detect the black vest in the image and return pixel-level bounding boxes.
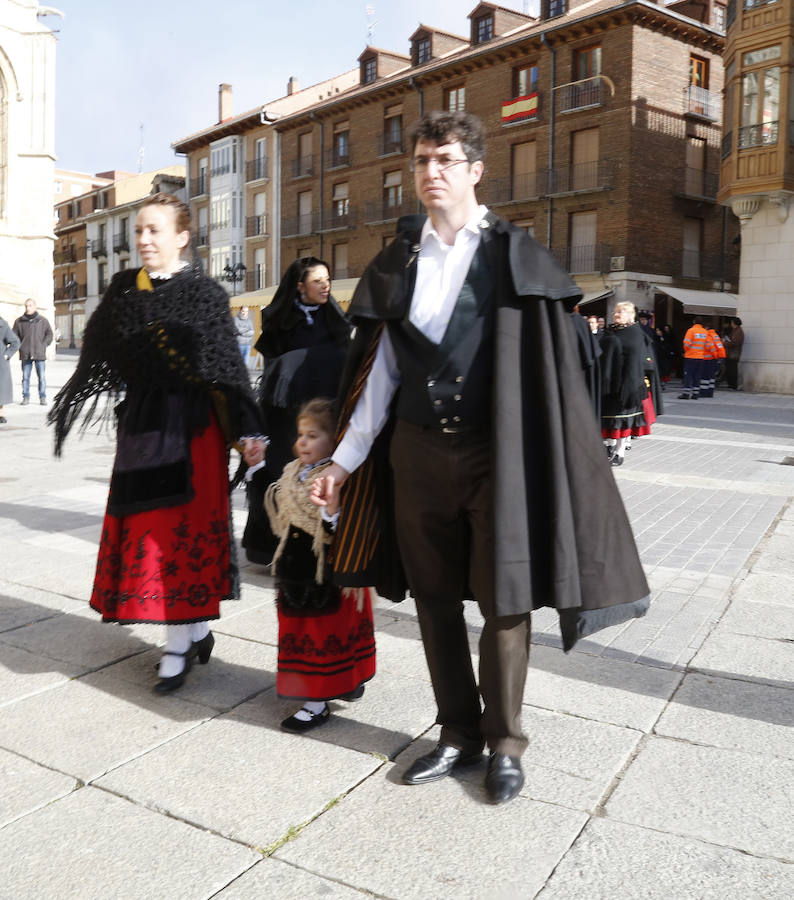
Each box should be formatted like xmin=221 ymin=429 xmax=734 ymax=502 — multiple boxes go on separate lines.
xmin=388 ymin=238 xmax=495 ymax=430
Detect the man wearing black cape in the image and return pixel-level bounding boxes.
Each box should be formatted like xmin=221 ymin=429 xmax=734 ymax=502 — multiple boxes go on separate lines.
xmin=312 ymin=111 xmax=649 ymax=805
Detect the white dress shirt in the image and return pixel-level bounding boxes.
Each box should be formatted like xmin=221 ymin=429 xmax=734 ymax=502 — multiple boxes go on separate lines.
xmin=333 ymin=205 xmax=489 ymax=474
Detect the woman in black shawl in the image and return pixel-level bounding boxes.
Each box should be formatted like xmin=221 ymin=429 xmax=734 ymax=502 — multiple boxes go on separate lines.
xmin=600 ymin=301 xmax=662 ymax=467
xmin=49 ymin=193 xmax=263 ymax=692
xmin=241 ymin=257 xmax=351 ymax=565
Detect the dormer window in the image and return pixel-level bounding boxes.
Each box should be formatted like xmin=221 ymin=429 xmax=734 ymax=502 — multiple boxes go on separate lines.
xmin=474 ymin=14 xmax=493 ymax=43
xmin=362 ymin=57 xmax=377 ymax=84
xmin=416 ymin=36 xmax=431 ymax=65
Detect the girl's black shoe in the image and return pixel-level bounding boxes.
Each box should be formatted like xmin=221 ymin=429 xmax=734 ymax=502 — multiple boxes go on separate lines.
xmin=154 ymin=650 xmax=193 ymax=693
xmin=280 ymin=703 xmax=330 ymax=733
xmin=192 ymin=631 xmax=215 ymax=664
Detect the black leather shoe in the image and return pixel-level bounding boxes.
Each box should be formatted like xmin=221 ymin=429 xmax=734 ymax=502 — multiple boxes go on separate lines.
xmin=281 ymin=703 xmax=330 ymax=733
xmin=192 ymin=631 xmax=215 ymax=664
xmin=154 ymin=650 xmax=193 ymax=693
xmin=402 ymin=742 xmax=483 ymax=785
xmin=485 ymin=753 xmax=525 ymax=804
xmin=610 ymin=455 xmax=624 ymax=467
xmin=339 ymin=684 xmax=365 ymax=701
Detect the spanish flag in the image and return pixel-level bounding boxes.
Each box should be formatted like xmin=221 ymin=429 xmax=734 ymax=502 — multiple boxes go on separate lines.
xmin=501 ymin=92 xmax=539 ymax=124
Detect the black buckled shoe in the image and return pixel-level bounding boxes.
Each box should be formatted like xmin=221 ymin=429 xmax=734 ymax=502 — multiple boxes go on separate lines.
xmin=154 ymin=650 xmax=193 ymax=693
xmin=402 ymin=742 xmax=484 ymax=785
xmin=280 ymin=703 xmax=330 ymax=733
xmin=485 ymin=753 xmax=525 ymax=804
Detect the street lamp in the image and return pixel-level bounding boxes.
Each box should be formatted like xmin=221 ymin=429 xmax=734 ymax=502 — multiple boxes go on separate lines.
xmin=223 ymin=262 xmax=247 ymax=296
xmin=65 ymin=279 xmax=78 ymax=349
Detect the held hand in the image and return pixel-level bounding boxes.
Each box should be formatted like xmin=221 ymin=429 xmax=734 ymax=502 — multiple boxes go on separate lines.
xmin=311 ymin=462 xmax=349 ymax=515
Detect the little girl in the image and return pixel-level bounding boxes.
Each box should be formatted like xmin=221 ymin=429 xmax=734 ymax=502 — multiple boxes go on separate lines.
xmin=262 ymin=398 xmax=375 ymax=732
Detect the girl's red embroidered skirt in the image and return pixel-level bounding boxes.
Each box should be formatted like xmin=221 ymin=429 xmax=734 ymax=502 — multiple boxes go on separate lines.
xmin=276 ymin=588 xmax=376 ymax=701
xmin=90 ymin=419 xmax=231 ymax=624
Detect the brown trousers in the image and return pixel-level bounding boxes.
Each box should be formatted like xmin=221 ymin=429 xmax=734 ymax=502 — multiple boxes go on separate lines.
xmin=390 ymin=420 xmax=530 ymax=758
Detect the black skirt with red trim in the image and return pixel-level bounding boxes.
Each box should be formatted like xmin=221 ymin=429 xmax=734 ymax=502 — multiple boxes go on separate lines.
xmin=276 ymin=587 xmax=376 ymax=701
xmin=601 ymin=391 xmax=656 ymax=439
xmin=90 ymin=418 xmax=232 ymax=624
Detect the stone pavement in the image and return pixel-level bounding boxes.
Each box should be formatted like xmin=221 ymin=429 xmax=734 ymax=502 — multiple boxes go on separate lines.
xmin=0 ymin=354 xmax=792 ymax=899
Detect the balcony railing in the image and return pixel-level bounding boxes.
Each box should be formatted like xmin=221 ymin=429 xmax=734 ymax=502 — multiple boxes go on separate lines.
xmin=54 ymin=246 xmax=77 ymax=265
xmin=325 ymin=146 xmax=351 ymax=169
xmin=246 ymin=158 xmax=269 ymax=182
xmin=721 ymin=131 xmax=733 ymax=159
xmin=556 ymin=77 xmax=606 ymax=114
xmin=113 ymin=233 xmax=129 ymax=253
xmin=743 ymin=0 xmax=779 ymax=8
xmin=377 ymin=133 xmax=404 ymax=156
xmin=245 ymin=267 xmax=267 ymax=293
xmin=547 ymin=161 xmax=612 ymax=195
xmin=485 ymin=172 xmax=541 ymax=204
xmin=364 ymin=198 xmax=413 ymax=223
xmin=196 ymin=226 xmax=209 ymax=247
xmin=685 ymin=86 xmax=720 ymax=121
xmin=318 ymin=205 xmax=358 ymax=232
xmin=54 ymin=283 xmax=86 ymax=302
xmin=190 ymin=175 xmax=208 ymax=197
xmin=282 ymin=213 xmax=317 ymax=237
xmin=738 ymin=120 xmax=778 ymax=149
xmin=246 ymin=214 xmax=268 ymax=237
xmin=291 ymin=155 xmax=316 ymax=178
xmin=91 ymin=239 xmax=107 ymax=259
xmin=679 ymin=168 xmax=719 ymax=200
xmin=551 ymin=243 xmax=611 ymax=275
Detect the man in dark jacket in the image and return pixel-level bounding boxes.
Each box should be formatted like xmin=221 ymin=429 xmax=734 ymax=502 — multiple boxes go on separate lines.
xmin=13 ymin=298 xmax=53 ymax=405
xmin=312 ymin=112 xmax=649 ymax=806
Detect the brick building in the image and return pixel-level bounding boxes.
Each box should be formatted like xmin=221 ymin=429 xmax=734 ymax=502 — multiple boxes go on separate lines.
xmin=271 ymin=0 xmax=738 ymax=323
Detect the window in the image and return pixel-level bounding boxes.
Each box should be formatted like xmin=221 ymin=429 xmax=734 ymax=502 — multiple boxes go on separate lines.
xmin=513 ymin=65 xmax=538 ymax=99
xmin=383 ymin=106 xmax=403 ymax=154
xmin=383 ymin=171 xmax=402 ymax=213
xmin=445 ymin=86 xmax=466 ymax=112
xmin=198 ymin=158 xmax=208 ymax=194
xmin=685 ymin=137 xmax=706 ymax=195
xmin=416 ymin=37 xmax=431 ymax=65
xmin=571 ymin=128 xmax=599 ymax=191
xmin=252 ymin=138 xmax=267 ymax=180
xmin=210 ymin=245 xmax=231 ymax=279
xmin=298 ymin=190 xmax=313 ymax=234
xmin=690 ymin=57 xmax=709 ymax=90
xmin=253 ymin=247 xmax=266 ymax=291
xmin=332 ymin=182 xmax=349 ymax=221
xmin=511 ymin=142 xmax=536 ymax=199
xmin=298 ymin=132 xmax=313 ymax=176
xmin=682 ymin=218 xmax=701 ymax=278
xmin=575 ymin=45 xmax=602 ymax=80
xmin=362 ymin=57 xmax=377 ymax=84
xmin=333 ymin=121 xmax=350 ymax=166
xmin=713 ymin=3 xmax=726 ymax=32
xmin=198 ymin=206 xmax=209 ymax=245
xmin=474 ymin=14 xmax=493 ymax=43
xmin=211 ymin=192 xmax=231 ymax=230
xmin=333 ymin=243 xmax=349 ymax=278
xmin=740 ymin=66 xmax=780 ymax=147
xmin=512 ymin=219 xmax=535 ymax=237
xmin=569 ymin=211 xmax=597 ymax=273
xmin=97 ymin=262 xmax=107 ymax=294
xmin=546 ymin=0 xmax=566 ymax=17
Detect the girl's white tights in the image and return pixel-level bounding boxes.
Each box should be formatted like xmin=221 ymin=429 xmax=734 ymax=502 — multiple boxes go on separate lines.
xmin=158 ymin=622 xmax=211 ymax=677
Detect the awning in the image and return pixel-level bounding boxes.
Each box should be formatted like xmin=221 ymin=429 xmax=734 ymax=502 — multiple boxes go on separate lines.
xmin=652 ymin=285 xmax=737 ymax=316
xmin=228 ymin=276 xmax=358 ymax=311
xmin=573 ymin=274 xmax=613 ymax=307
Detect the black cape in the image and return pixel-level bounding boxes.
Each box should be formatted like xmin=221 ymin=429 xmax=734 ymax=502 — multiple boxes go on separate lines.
xmin=333 ymin=214 xmax=649 ymax=652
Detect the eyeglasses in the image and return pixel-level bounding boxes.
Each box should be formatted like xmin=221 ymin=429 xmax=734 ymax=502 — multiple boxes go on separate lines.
xmin=409 ymin=155 xmax=470 ymax=173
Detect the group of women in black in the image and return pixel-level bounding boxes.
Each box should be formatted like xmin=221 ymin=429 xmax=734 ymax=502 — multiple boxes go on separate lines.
xmin=50 ymin=194 xmax=372 ymax=732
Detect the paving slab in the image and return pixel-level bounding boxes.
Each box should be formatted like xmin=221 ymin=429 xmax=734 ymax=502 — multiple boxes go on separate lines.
xmin=655 ymin=672 xmax=794 ymax=758
xmin=606 ymin=735 xmax=794 ymax=859
xmin=102 ymin=632 xmax=277 ymax=712
xmin=0 ymin=786 xmax=259 ymax=900
xmin=524 ymin=644 xmax=681 ymax=731
xmin=275 ymin=748 xmax=588 ymax=900
xmin=216 ymin=858 xmax=370 ymax=898
xmin=10 ymin=557 xmax=98 ymax=600
xmin=538 ymin=817 xmax=794 ymax=900
xmin=0 ymin=671 xmax=213 ymax=782
xmin=690 ymin=629 xmax=794 ymax=687
xmin=521 ymin=707 xmax=643 ymax=812
xmin=0 ymin=747 xmax=77 ymax=828
xmin=213 ymin=600 xmax=280 ymax=645
xmin=0 ymin=641 xmax=86 ymax=707
xmin=0 ymin=582 xmax=86 ymax=632
xmin=95 ymin=715 xmax=383 ymax=850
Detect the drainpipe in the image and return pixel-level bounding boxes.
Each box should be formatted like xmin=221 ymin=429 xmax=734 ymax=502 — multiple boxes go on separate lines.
xmin=541 ymin=32 xmax=555 ymax=250
xmin=311 ymin=112 xmax=325 ymax=258
xmin=410 ymin=75 xmax=424 ymax=213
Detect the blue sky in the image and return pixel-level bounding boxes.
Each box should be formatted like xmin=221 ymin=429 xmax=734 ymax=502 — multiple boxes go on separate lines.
xmin=49 ymin=0 xmax=534 ymax=175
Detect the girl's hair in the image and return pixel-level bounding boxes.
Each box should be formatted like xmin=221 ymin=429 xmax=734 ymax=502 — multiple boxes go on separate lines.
xmin=141 ymin=192 xmax=191 ymax=233
xmin=297 ymin=256 xmax=331 ymax=286
xmin=296 ymin=397 xmax=336 ymax=437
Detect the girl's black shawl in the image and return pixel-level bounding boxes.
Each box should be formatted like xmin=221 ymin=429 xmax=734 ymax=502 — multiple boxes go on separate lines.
xmin=49 ymin=266 xmax=262 ymax=455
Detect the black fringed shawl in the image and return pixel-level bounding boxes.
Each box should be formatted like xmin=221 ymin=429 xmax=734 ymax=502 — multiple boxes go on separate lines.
xmin=49 ymin=265 xmax=261 ymax=455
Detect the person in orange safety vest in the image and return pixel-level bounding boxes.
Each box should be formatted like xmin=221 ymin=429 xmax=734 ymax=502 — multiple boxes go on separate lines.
xmin=700 ymin=327 xmax=725 ymax=397
xmin=678 ymin=318 xmax=708 ymax=399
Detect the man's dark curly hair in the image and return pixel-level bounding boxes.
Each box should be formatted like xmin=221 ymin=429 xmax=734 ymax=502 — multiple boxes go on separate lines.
xmin=408 ymin=111 xmax=486 ymax=164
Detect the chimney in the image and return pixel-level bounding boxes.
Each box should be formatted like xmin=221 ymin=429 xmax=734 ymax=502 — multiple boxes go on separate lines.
xmin=287 ymin=76 xmax=299 ymax=96
xmin=218 ymin=83 xmax=232 ymax=122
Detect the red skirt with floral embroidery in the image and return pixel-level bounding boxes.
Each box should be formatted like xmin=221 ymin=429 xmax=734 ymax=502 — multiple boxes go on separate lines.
xmin=90 ymin=419 xmax=231 ymax=624
xmin=276 ymin=588 xmax=376 ymax=701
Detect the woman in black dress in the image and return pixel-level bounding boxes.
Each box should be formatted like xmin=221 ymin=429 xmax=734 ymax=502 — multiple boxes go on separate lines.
xmin=241 ymin=257 xmax=351 ymax=564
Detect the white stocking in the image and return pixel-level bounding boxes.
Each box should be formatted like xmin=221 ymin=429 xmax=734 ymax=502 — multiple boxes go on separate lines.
xmin=159 ymin=624 xmax=192 ymax=678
